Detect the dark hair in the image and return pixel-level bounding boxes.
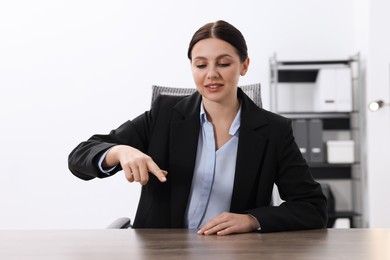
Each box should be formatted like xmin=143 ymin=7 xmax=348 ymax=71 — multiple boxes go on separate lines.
xmin=187 ymin=20 xmax=248 ymax=63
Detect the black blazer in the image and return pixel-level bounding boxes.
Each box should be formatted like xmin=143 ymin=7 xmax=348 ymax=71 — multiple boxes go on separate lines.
xmin=68 ymin=88 xmax=327 ymax=232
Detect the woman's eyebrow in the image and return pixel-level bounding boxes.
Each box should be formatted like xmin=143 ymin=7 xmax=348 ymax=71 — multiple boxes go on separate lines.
xmin=193 ymin=54 xmax=234 ymax=61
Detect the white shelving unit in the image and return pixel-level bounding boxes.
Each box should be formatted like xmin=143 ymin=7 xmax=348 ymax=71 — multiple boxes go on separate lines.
xmin=269 ymin=54 xmax=365 ymax=228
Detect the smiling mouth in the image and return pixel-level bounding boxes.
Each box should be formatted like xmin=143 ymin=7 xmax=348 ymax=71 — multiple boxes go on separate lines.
xmin=205 ymin=84 xmax=223 ymax=89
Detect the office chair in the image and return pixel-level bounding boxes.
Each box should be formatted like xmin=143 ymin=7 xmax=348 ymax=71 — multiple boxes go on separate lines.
xmin=107 ymin=217 xmax=132 ymax=229
xmin=321 ymin=183 xmax=356 ymax=228
xmin=107 ymin=83 xmax=262 ymax=229
xmin=321 ymin=184 xmax=336 ymax=228
xmin=151 ymin=83 xmax=262 ymax=108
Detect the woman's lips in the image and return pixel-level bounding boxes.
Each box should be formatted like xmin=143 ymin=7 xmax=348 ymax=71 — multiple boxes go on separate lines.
xmin=205 ymin=83 xmax=223 ymax=89
xmin=204 ymin=84 xmax=223 ymax=92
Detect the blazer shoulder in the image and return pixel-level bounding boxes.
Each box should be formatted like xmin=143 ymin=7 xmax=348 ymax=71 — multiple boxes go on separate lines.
xmin=242 ymin=105 xmax=291 ymax=131
xmin=152 ymin=92 xmax=201 ymax=119
xmin=152 ymin=94 xmax=188 ymax=110
xmin=261 ymin=109 xmax=291 ymax=125
xmin=239 ymin=88 xmax=290 ymax=129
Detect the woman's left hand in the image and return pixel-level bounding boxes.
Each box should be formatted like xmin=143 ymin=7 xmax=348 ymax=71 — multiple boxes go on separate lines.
xmin=197 ymin=212 xmax=260 ymax=236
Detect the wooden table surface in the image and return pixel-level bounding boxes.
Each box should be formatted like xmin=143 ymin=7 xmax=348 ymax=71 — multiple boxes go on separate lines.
xmin=0 ymin=228 xmax=389 ymax=259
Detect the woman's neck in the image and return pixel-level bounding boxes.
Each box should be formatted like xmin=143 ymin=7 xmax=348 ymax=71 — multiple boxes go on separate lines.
xmin=202 ymin=98 xmax=240 ymax=124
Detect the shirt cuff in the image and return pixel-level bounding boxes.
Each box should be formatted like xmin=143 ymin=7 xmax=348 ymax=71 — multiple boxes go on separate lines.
xmin=248 ymin=214 xmax=261 ymax=231
xmin=98 ymin=148 xmax=117 ymax=175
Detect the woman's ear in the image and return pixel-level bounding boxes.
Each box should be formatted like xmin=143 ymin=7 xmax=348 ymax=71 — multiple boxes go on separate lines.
xmin=240 ymin=57 xmax=250 ymax=76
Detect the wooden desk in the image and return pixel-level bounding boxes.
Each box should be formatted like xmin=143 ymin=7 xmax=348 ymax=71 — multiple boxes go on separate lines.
xmin=0 ymin=229 xmax=389 ymax=259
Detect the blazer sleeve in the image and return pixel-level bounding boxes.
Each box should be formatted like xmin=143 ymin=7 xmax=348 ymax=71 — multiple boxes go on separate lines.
xmin=247 ymin=118 xmax=327 ymax=232
xmin=67 ymin=97 xmax=162 ymax=181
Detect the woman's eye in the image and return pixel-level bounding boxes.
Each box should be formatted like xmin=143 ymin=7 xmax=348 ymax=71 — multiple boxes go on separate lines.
xmin=218 ymin=63 xmax=231 ymax=67
xmin=196 ymin=64 xmax=207 ymax=69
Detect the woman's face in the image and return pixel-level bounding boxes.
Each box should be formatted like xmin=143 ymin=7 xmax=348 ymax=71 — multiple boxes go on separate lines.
xmin=190 ymin=38 xmax=249 ymax=106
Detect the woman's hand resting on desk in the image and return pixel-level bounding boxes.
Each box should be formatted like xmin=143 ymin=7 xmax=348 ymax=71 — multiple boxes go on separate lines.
xmin=103 ymin=145 xmax=168 ymax=185
xmin=197 ymin=212 xmax=260 ymax=236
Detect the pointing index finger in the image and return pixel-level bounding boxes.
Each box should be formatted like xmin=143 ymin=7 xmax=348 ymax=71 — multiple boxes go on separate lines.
xmin=147 ymin=160 xmax=168 ymax=182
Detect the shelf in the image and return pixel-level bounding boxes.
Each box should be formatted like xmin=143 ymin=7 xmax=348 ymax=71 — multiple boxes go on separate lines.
xmin=310 ymin=162 xmax=356 ymax=167
xmin=278 ymin=60 xmax=351 ymax=66
xmin=328 ymin=211 xmax=360 ymax=228
xmin=282 ymin=113 xmax=351 ymax=130
xmin=280 ymin=112 xmax=351 ymax=119
xmin=329 ymin=210 xmax=360 ymax=218
xmin=310 ymin=164 xmax=351 ymax=179
xmin=274 ymin=60 xmax=352 ymax=71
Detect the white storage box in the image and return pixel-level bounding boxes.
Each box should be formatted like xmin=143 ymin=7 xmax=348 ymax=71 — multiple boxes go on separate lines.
xmin=326 ymin=140 xmax=355 ymax=163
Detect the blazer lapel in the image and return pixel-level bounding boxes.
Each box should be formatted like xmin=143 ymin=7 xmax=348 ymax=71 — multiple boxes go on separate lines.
xmin=168 ymin=93 xmax=201 ymax=227
xmin=230 ymin=89 xmax=269 ymax=212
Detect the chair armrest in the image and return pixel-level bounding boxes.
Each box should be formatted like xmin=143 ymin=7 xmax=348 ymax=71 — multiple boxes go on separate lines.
xmin=106 ymin=217 xmax=132 ymax=229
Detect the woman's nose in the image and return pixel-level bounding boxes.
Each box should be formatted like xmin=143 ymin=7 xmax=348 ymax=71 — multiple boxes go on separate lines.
xmin=207 ymin=66 xmax=220 ymax=79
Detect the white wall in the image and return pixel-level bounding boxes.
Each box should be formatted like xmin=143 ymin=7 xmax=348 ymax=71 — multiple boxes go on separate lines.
xmin=363 ymin=0 xmax=390 ymax=228
xmin=0 ymin=0 xmax=365 ymax=229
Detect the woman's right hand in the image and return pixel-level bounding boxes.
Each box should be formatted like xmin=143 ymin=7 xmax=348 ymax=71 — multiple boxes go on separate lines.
xmin=103 ymin=145 xmax=167 ymax=185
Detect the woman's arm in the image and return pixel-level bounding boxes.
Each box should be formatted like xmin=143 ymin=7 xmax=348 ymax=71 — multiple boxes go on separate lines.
xmin=103 ymin=144 xmax=167 ymax=185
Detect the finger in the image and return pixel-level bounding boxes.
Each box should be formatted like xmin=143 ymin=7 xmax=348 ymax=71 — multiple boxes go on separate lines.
xmin=138 ymin=163 xmax=149 ymax=186
xmin=198 ymin=222 xmax=214 ymax=235
xmin=121 ymin=164 xmax=134 ymax=183
xmin=127 ymin=173 xmax=134 ymax=183
xmin=216 ymin=226 xmax=236 ymax=236
xmin=130 ymin=165 xmax=141 ymax=183
xmin=204 ymin=222 xmax=230 ymax=236
xmin=147 ymin=160 xmax=167 ymax=182
xmin=198 ymin=217 xmax=227 ymax=235
xmin=198 ymin=217 xmax=219 ymax=234
xmin=216 ymin=215 xmax=257 ymax=235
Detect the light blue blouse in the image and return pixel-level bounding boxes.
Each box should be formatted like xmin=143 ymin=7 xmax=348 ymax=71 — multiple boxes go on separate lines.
xmin=185 ymin=103 xmax=241 ymax=229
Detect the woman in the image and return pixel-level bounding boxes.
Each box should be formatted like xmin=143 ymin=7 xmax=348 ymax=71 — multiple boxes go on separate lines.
xmin=68 ymin=20 xmax=327 ymax=235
